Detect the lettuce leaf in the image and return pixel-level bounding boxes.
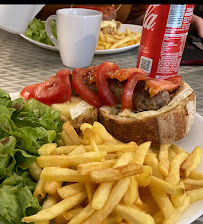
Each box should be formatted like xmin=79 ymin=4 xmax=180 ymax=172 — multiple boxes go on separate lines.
xmin=0 ymin=173 xmax=41 ymax=224
xmin=25 ymin=18 xmax=57 ymax=46
xmin=0 ymin=89 xmax=63 ymax=223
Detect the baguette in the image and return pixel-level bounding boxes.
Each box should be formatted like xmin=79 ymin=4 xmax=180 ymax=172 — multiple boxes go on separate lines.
xmin=99 ymin=82 xmax=196 ymax=145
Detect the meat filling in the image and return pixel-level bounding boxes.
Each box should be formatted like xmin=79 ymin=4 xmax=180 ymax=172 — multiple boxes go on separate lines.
xmin=108 ymin=79 xmax=171 ymax=112
xmin=72 ymin=77 xmax=172 ymax=112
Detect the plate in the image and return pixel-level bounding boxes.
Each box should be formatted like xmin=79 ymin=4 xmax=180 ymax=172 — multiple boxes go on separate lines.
xmin=8 ymin=92 xmax=203 ymax=224
xmin=20 ymin=24 xmax=142 ymax=55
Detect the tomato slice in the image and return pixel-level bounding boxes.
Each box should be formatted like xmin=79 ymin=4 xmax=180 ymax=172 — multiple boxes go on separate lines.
xmin=20 ymin=84 xmax=38 ymax=100
xmin=96 ymin=62 xmax=119 ymax=106
xmin=83 ymin=65 xmax=99 ymax=84
xmin=20 ymin=69 xmax=71 ymax=105
xmin=122 ymin=72 xmax=148 ymax=111
xmin=107 ymin=68 xmax=146 ymax=82
xmin=71 ymin=68 xmax=103 ymax=108
xmin=145 ymin=76 xmax=182 ymax=97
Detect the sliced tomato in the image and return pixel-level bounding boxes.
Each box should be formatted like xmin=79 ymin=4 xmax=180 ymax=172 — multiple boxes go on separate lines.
xmin=145 ymin=76 xmax=182 ymax=97
xmin=96 ymin=62 xmax=119 ymax=106
xmin=20 ymin=84 xmax=38 ymax=100
xmin=107 ymin=68 xmax=146 ymax=82
xmin=83 ymin=65 xmax=99 ymax=84
xmin=71 ymin=68 xmax=103 ymax=108
xmin=20 ymin=69 xmax=71 ymax=105
xmin=122 ymin=72 xmax=148 ymax=111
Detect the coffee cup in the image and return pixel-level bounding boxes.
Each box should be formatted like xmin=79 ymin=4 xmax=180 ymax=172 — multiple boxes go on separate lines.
xmin=45 ymin=8 xmax=102 ymax=68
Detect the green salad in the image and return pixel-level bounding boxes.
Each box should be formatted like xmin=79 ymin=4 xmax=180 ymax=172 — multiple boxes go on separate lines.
xmin=25 ymin=18 xmax=57 ymax=46
xmin=0 ymin=89 xmax=62 ymax=224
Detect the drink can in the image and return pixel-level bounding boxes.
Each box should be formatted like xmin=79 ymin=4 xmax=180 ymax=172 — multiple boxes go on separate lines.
xmin=136 ymin=4 xmax=195 ymax=79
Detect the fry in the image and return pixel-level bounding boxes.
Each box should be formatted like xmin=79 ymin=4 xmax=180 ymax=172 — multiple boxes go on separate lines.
xmin=63 ymin=205 xmax=83 ymax=220
xmin=40 ymin=167 xmax=92 ymax=182
xmin=41 ymin=195 xmax=57 ymax=209
xmin=181 ymin=146 xmax=202 ymax=177
xmin=90 ymin=138 xmax=100 ymax=152
xmin=35 ymin=195 xmax=57 ymax=224
xmin=85 ymin=182 xmax=97 ymax=202
xmin=44 ymin=181 xmax=62 ymax=195
xmin=181 ymin=178 xmax=203 ymax=187
xmin=57 ymin=183 xmax=85 ymax=199
xmin=144 ymin=153 xmax=163 ymax=179
xmin=61 ymin=130 xmax=72 ymax=146
xmin=186 ymin=188 xmax=203 ymax=203
xmin=137 ymin=165 xmax=152 ymax=187
xmin=68 ymin=203 xmax=95 ymax=224
xmin=37 ymin=151 xmax=107 ymax=168
xmin=29 ymin=161 xmax=42 ymax=181
xmin=90 ymin=163 xmax=143 ymax=183
xmin=52 ymin=145 xmax=77 ymax=154
xmin=114 ymin=204 xmax=155 ymax=224
xmin=170 ymin=143 xmax=189 ymax=155
xmin=92 ymin=122 xmax=119 ymax=143
xmin=168 ymin=147 xmax=177 ymax=159
xmin=150 ymin=176 xmax=185 ymax=196
xmin=83 ymin=127 xmax=103 ymax=145
xmin=101 ymin=215 xmax=123 ymax=224
xmin=159 ymin=144 xmax=170 ymax=176
xmin=77 ymin=159 xmax=116 ymax=175
xmin=54 ymin=214 xmax=67 ymax=224
xmin=165 ymin=152 xmax=188 ymax=185
xmin=51 ymin=143 xmax=137 ymax=154
xmin=80 ymin=123 xmax=93 ymax=132
xmin=150 ymin=186 xmax=174 ymax=219
xmin=133 ymin=141 xmax=151 ymax=165
xmin=171 ymin=182 xmax=186 ymax=207
xmin=33 ymin=179 xmax=46 ymax=201
xmin=38 ymin=143 xmax=57 ymax=155
xmin=188 ymin=169 xmax=203 ymax=180
xmin=123 ymin=176 xmax=139 ymax=205
xmin=161 ymin=197 xmax=189 ymax=224
xmin=22 ymin=191 xmax=87 ymax=222
xmin=68 ymin=144 xmax=86 ymax=155
xmin=63 ymin=121 xmax=83 ymax=145
xmin=153 ymin=210 xmax=164 ymax=224
xmin=82 ymin=177 xmax=130 ymax=224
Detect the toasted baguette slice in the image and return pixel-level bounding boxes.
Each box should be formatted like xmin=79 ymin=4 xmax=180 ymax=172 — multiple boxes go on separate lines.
xmin=70 ymin=107 xmax=98 ymax=131
xmin=51 ymin=97 xmax=99 ymax=132
xmin=99 ymin=82 xmax=196 ymax=145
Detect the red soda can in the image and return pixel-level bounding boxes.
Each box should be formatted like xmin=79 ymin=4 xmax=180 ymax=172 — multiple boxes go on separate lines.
xmin=136 ymin=4 xmax=195 ymax=79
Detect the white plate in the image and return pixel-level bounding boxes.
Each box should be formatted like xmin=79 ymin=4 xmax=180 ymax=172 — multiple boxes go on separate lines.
xmin=8 ymin=92 xmax=203 ymax=224
xmin=20 ymin=24 xmax=142 ymax=55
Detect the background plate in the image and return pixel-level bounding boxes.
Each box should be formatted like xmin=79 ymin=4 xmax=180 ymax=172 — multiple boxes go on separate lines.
xmin=20 ymin=24 xmax=142 ymax=55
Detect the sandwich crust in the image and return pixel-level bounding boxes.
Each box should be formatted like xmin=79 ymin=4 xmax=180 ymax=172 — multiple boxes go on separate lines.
xmin=71 ymin=107 xmax=99 ymax=132
xmin=99 ymin=91 xmax=196 ymax=145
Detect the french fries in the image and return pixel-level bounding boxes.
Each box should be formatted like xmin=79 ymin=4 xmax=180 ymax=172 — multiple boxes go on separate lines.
xmin=23 ymin=121 xmax=203 ymax=224
xmin=96 ymin=27 xmax=141 ymax=50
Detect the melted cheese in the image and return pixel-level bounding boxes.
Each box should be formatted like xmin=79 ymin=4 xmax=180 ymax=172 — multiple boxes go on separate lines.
xmin=100 ymin=82 xmax=194 ymax=120
xmin=101 ymin=19 xmax=117 ymax=28
xmin=51 ymin=96 xmax=93 ymax=121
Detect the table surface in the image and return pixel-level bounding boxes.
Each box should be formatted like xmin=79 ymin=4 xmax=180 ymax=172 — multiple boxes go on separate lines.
xmin=0 ymin=28 xmax=203 ymax=224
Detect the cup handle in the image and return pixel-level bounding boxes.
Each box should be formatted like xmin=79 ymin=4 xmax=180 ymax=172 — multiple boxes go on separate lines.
xmin=45 ymin=15 xmax=58 ymax=49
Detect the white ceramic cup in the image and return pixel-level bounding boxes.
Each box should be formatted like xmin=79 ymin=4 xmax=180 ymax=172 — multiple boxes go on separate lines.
xmin=45 ymin=8 xmax=102 ymax=68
